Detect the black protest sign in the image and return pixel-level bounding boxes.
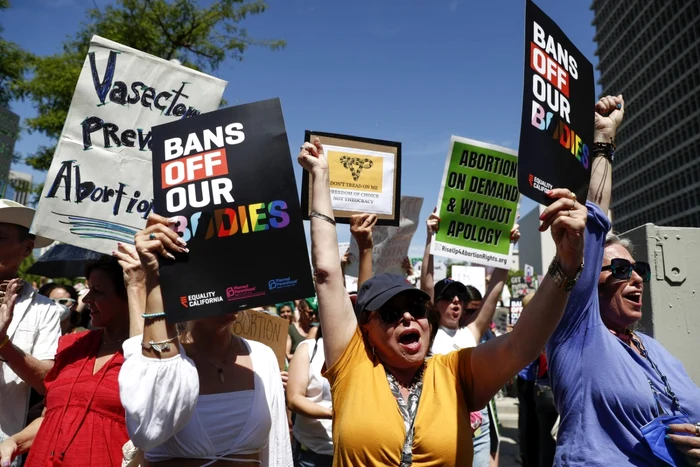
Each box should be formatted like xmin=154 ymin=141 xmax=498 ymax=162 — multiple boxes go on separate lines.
xmin=151 ymin=98 xmax=315 ymax=323
xmin=517 ymin=0 xmax=594 ymax=205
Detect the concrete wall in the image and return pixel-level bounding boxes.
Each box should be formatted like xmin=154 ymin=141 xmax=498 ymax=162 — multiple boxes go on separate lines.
xmin=517 ymin=205 xmax=556 ymax=275
xmin=620 ymin=224 xmax=700 ymax=385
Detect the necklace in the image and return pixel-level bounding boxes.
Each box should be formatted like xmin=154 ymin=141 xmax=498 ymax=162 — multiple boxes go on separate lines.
xmin=395 ymin=360 xmax=427 ymax=392
xmin=203 ymin=336 xmax=236 ymax=383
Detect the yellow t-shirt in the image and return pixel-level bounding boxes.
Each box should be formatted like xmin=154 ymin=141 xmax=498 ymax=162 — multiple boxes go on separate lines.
xmin=325 ymin=328 xmax=475 ymax=466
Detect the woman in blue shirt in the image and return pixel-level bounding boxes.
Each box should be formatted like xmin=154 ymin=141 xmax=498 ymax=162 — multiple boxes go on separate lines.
xmin=546 ymin=95 xmax=700 ymax=466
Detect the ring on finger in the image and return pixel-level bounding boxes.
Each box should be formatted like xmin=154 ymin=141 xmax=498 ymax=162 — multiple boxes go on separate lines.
xmin=571 ymin=199 xmax=576 ymax=209
xmin=149 ymin=233 xmax=156 ymax=241
xmin=567 ymin=210 xmax=571 ymax=217
xmin=695 ymin=422 xmax=700 ymax=436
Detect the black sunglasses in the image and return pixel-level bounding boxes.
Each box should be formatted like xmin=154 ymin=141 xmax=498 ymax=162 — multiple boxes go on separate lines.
xmin=437 ymin=292 xmax=467 ymax=302
xmin=377 ymin=299 xmax=428 ymax=324
xmin=601 ymin=258 xmax=651 ymax=282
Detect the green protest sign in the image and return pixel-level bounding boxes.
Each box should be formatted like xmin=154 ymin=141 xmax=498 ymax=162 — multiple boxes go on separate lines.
xmin=431 ymin=136 xmax=519 ymax=268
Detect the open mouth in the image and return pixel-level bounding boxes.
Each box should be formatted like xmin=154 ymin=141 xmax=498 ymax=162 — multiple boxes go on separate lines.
xmin=398 ymin=329 xmax=420 ymax=345
xmin=623 ymin=292 xmax=642 ymax=304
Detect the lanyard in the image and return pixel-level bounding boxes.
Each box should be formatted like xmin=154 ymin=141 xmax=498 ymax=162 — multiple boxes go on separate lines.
xmin=629 ymin=332 xmax=684 ymax=415
xmin=385 ymin=363 xmax=426 ymax=467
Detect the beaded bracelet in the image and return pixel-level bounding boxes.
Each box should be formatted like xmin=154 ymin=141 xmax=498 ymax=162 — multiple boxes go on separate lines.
xmin=142 ymin=312 xmax=166 ymax=319
xmin=141 ymin=334 xmax=180 ymax=353
xmin=592 ymin=142 xmax=615 ymax=162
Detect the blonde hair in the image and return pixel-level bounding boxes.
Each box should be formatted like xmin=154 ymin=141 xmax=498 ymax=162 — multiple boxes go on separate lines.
xmin=605 ymin=233 xmax=634 ymax=255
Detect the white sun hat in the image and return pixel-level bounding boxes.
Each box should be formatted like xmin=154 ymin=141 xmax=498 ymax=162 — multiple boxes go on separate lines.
xmin=0 ymin=199 xmax=54 ymax=248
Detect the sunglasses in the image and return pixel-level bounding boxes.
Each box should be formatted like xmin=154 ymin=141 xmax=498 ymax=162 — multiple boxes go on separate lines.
xmin=601 ymin=258 xmax=651 ymax=282
xmin=377 ymin=299 xmax=428 ymax=324
xmin=438 ymin=292 xmax=467 ymax=302
xmin=53 ymin=298 xmax=76 ymax=307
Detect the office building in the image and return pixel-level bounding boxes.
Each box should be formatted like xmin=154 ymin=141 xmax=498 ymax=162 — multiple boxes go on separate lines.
xmin=516 ymin=205 xmax=555 ymax=277
xmin=591 ymin=1 xmax=700 ymax=232
xmin=4 ymin=170 xmax=33 ymax=206
xmin=0 ymin=106 xmax=19 ymax=186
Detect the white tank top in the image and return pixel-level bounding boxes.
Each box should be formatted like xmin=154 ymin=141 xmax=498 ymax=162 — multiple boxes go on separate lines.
xmin=292 ymin=338 xmax=334 ymax=456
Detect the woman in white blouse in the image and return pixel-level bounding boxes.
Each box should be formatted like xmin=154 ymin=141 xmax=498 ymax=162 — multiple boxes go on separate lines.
xmin=286 ymin=326 xmax=333 ymax=467
xmin=118 ymin=215 xmax=292 ymax=467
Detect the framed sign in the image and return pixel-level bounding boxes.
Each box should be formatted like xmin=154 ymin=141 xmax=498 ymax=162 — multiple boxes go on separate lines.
xmin=151 ymin=98 xmax=315 ymax=323
xmin=301 ymin=131 xmax=401 ymax=226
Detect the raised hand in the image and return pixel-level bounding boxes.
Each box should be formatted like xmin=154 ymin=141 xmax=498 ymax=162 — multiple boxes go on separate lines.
xmin=426 ymin=208 xmax=440 ymax=236
xmin=113 ymin=243 xmax=146 ymax=289
xmin=298 ymin=138 xmax=328 ymax=174
xmin=0 ymin=278 xmax=21 ymax=340
xmin=538 ymin=189 xmax=587 ymax=277
xmin=510 ymin=222 xmax=521 ymax=244
xmin=402 ymin=257 xmax=414 ymax=276
xmin=594 ymin=94 xmax=624 ymax=143
xmin=350 ymin=213 xmax=377 ymax=251
xmin=135 ymin=214 xmax=188 ymax=281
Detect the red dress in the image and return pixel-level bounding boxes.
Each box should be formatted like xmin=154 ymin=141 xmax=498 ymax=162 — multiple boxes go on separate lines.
xmin=25 ymin=330 xmax=128 ymax=467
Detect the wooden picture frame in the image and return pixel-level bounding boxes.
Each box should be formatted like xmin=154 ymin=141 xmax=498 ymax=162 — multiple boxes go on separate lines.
xmin=301 ymin=130 xmax=402 ymax=226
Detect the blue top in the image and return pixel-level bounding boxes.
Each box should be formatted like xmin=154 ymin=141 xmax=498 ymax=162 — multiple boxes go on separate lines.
xmin=518 ymin=359 xmax=538 ymax=382
xmin=546 ymin=202 xmax=700 ymax=466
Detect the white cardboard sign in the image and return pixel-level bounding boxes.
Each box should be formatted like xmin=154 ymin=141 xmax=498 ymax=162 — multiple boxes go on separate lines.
xmin=32 ymin=35 xmax=226 ymax=254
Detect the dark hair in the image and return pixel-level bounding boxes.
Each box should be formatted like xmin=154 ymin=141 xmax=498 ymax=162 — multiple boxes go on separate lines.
xmin=465 ymin=285 xmax=483 ymax=302
xmin=84 ymin=256 xmax=127 ymax=298
xmin=38 ymin=283 xmax=78 ymax=302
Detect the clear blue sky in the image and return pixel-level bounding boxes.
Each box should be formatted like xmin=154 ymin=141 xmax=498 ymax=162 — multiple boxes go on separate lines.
xmin=3 ymin=0 xmax=600 ymax=258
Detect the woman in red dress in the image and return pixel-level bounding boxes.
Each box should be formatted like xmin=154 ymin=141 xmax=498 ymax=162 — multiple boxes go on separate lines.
xmin=0 ymin=245 xmax=144 ymax=467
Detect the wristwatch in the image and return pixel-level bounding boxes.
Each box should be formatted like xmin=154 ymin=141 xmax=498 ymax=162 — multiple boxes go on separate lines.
xmin=548 ymin=257 xmax=584 ymax=292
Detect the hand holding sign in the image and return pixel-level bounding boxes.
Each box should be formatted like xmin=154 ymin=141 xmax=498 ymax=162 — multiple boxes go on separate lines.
xmin=594 ymin=95 xmax=625 ymax=143
xmin=538 ymin=189 xmax=587 ymax=277
xmin=426 ymin=208 xmax=440 ymax=236
xmin=135 ymin=214 xmax=188 ymax=281
xmin=112 ymin=243 xmax=147 ymax=290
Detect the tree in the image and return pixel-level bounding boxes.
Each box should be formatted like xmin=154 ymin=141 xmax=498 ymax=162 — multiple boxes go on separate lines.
xmin=15 ymin=0 xmax=284 ymax=171
xmin=0 ymin=0 xmax=33 ymax=106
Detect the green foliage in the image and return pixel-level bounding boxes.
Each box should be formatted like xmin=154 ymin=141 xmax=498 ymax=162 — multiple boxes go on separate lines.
xmin=0 ymin=0 xmax=33 ymax=106
xmin=15 ymin=0 xmax=285 ymax=171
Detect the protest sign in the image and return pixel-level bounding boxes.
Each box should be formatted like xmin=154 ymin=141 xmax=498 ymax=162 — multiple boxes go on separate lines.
xmin=151 ymin=98 xmax=315 ymax=323
xmin=345 ymin=275 xmax=359 ymax=293
xmin=301 ymin=131 xmax=401 ymax=226
xmin=412 ymin=258 xmax=447 ymax=284
xmin=450 ymin=265 xmax=486 ymax=297
xmin=524 ymin=264 xmax=535 ymax=278
xmin=431 ymin=136 xmax=518 ymax=268
xmin=517 ymin=0 xmax=594 ymax=205
xmin=346 ymin=196 xmax=423 ymax=276
xmin=231 ymin=309 xmax=289 ymax=370
xmin=510 ymin=298 xmax=523 ymax=325
xmin=31 ymin=36 xmax=226 ymax=254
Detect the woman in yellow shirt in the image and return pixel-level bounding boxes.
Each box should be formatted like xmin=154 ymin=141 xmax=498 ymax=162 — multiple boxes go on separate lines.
xmin=298 ymin=138 xmax=586 ymax=466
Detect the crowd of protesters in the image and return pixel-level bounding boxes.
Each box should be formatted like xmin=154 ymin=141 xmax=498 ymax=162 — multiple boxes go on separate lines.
xmin=0 ymin=96 xmax=699 ymax=467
